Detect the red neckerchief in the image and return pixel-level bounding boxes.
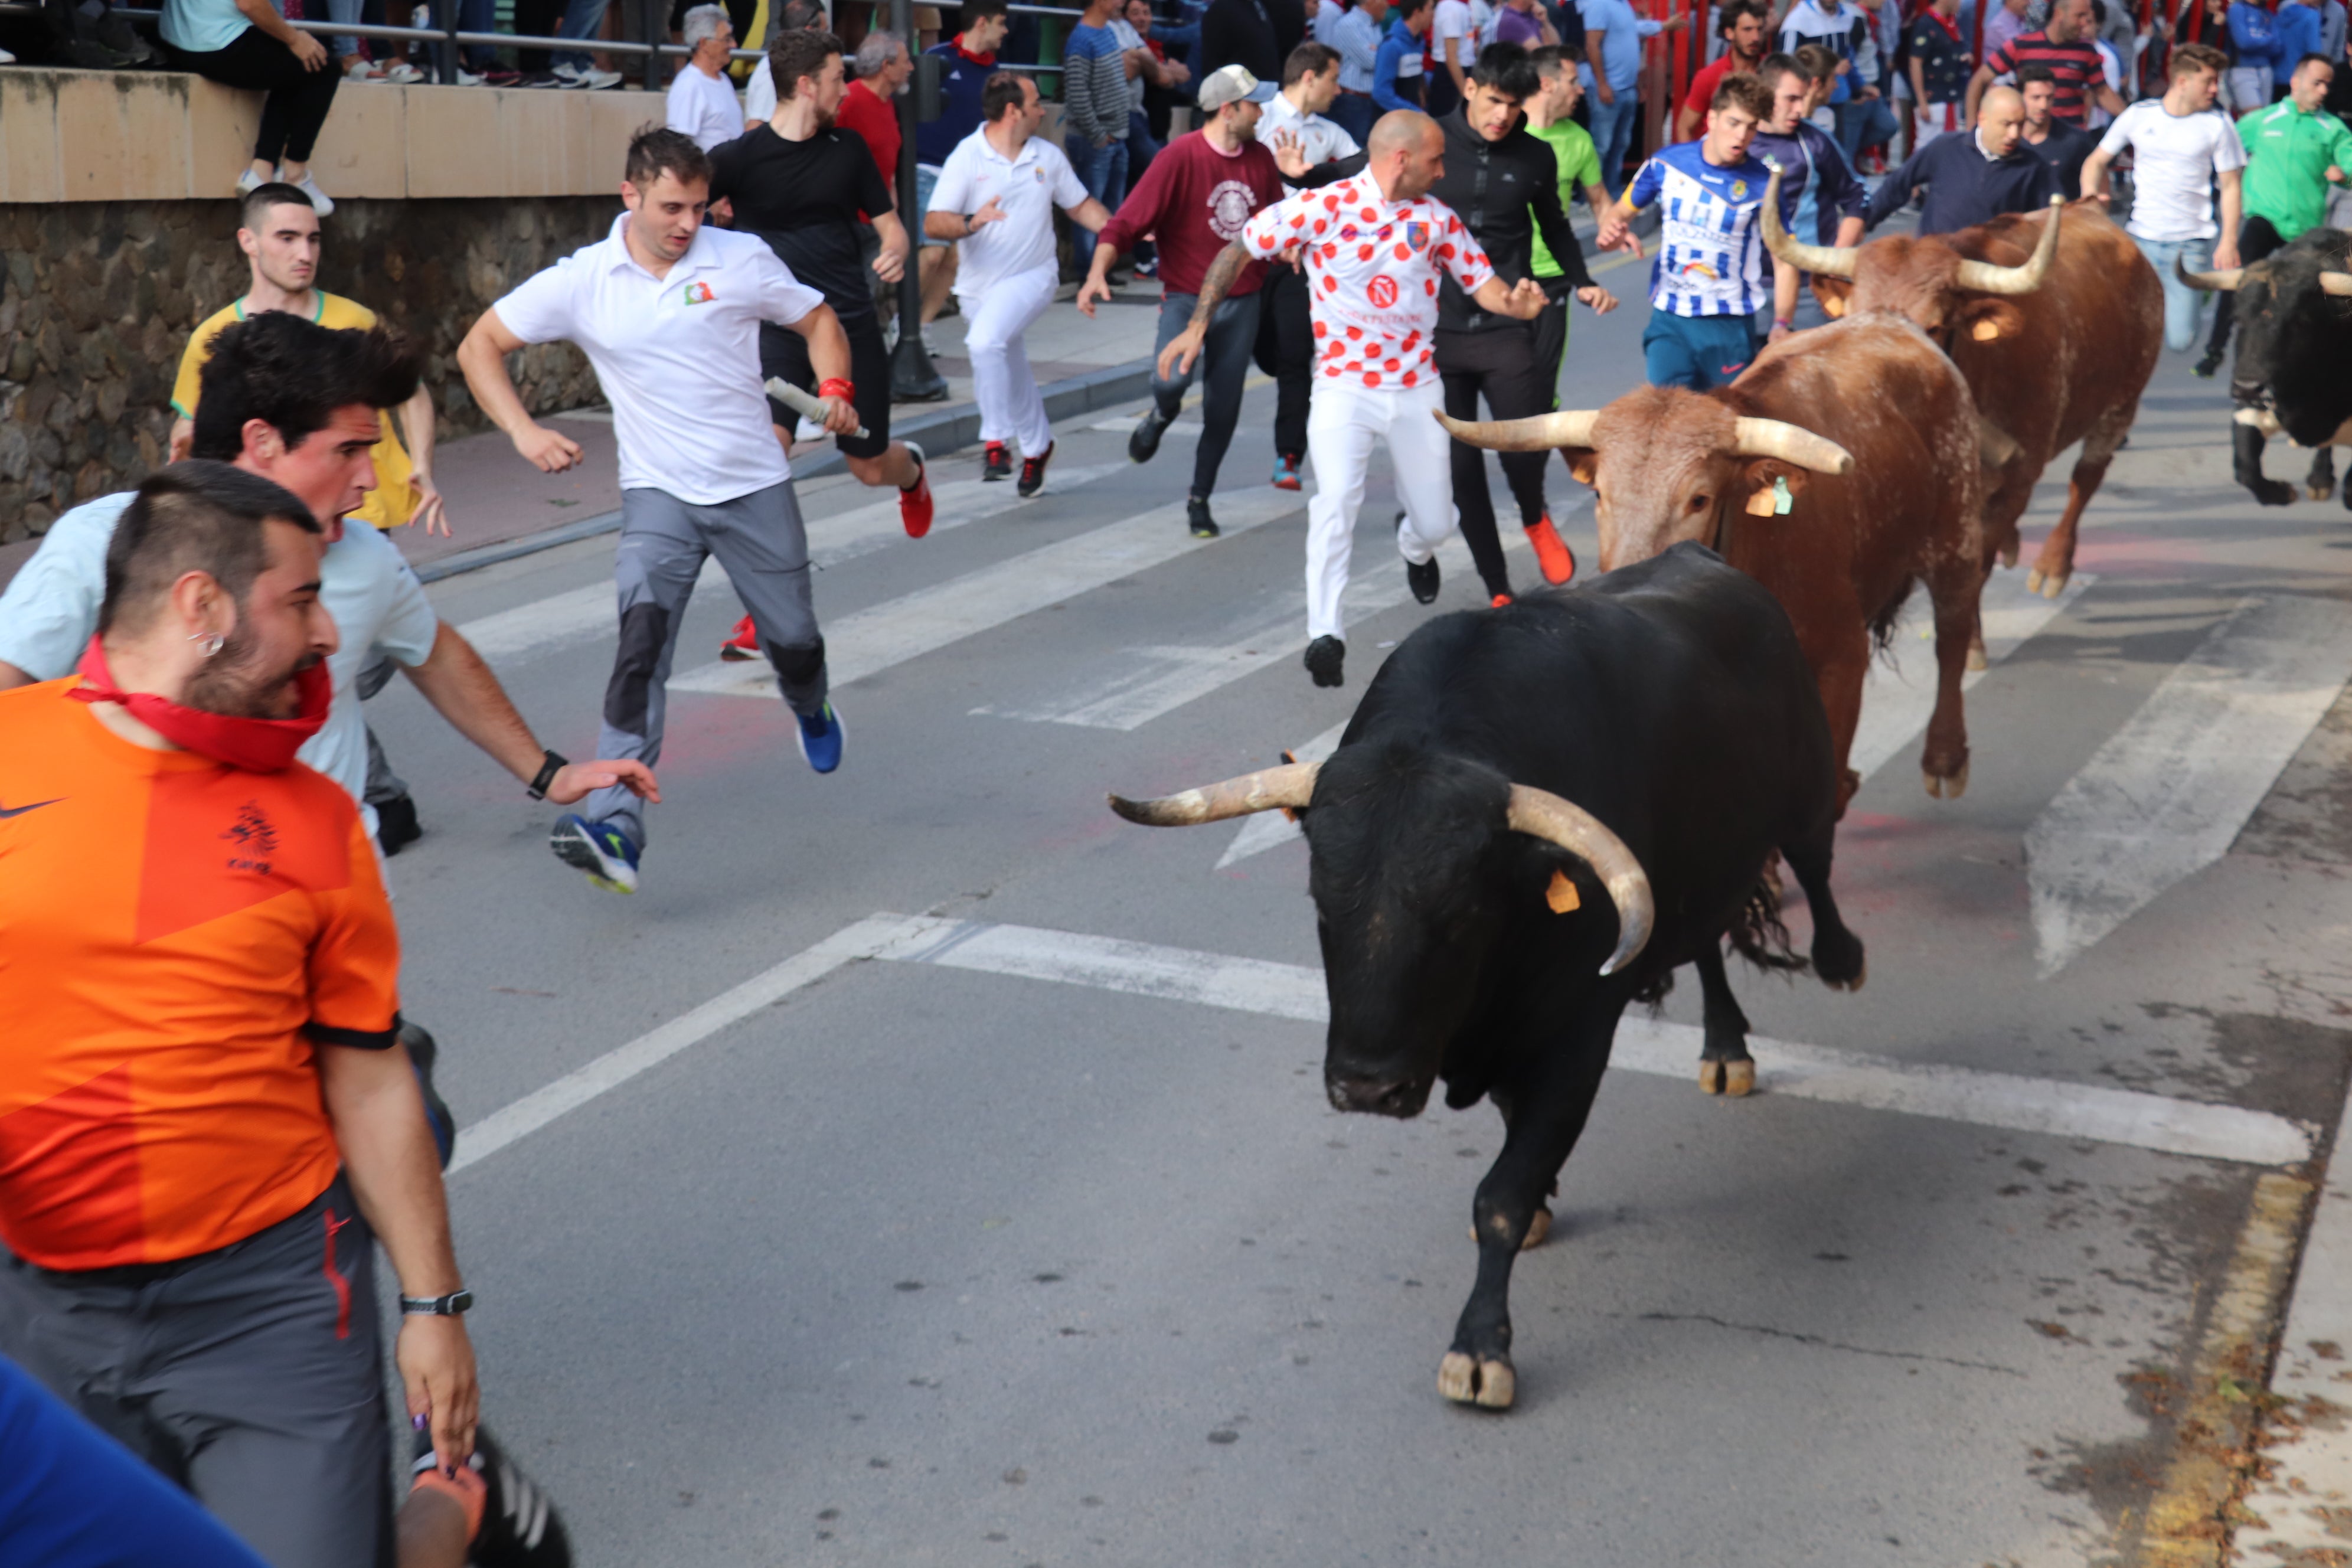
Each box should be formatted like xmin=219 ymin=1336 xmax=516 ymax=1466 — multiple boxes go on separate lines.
xmin=70 ymin=636 xmax=331 ymax=773
xmin=955 ymin=39 xmax=996 ymax=65
xmin=1920 ymin=7 xmax=1965 ymax=50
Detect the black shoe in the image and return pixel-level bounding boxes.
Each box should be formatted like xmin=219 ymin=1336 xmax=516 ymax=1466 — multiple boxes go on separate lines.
xmin=517 ymin=70 xmax=563 ymax=87
xmin=1397 ymin=513 xmax=1442 ymax=605
xmin=1018 ymin=442 xmax=1054 ymax=498
xmin=1304 ymin=635 xmax=1345 ymax=688
xmin=1187 ymin=495 xmax=1219 ymax=538
xmin=982 ymin=440 xmax=1012 ymax=481
xmin=1129 ymin=405 xmax=1175 ymax=464
xmin=375 ymin=792 xmax=422 ymax=857
xmin=398 ymin=1020 xmax=456 ymax=1170
xmin=414 ymin=1426 xmax=573 ymax=1568
xmin=2194 ymin=348 xmax=2224 ymax=378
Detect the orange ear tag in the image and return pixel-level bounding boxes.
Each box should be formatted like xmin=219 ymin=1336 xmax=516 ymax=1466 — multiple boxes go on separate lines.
xmin=1546 ymin=868 xmax=1580 ymax=914
xmin=1970 ymin=319 xmax=2003 ymax=341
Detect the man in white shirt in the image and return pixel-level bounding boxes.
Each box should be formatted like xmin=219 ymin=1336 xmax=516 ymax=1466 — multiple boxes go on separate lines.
xmin=2080 ymin=40 xmax=2245 ymax=351
xmin=925 ymin=71 xmax=1115 ymax=495
xmin=1259 ymin=40 xmax=1363 ymax=488
xmin=667 ymin=5 xmax=746 ymax=153
xmin=1157 ymin=109 xmax=1546 ymax=688
xmin=456 ymin=126 xmax=856 ymax=895
xmin=1430 ymin=0 xmax=1491 ymax=112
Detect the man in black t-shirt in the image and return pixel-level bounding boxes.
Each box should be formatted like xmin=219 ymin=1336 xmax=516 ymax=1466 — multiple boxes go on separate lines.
xmin=709 ymin=28 xmax=935 ymax=661
xmin=2016 ymin=61 xmax=2096 ymax=198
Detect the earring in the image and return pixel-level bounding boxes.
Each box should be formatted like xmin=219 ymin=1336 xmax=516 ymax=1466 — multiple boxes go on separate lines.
xmin=187 ymin=632 xmax=225 ymax=657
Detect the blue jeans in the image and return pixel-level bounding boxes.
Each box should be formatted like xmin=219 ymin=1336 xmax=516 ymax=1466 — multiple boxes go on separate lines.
xmin=1065 ymin=133 xmax=1128 ymax=259
xmin=1834 ymin=93 xmax=1898 ymax=165
xmin=2134 ymin=234 xmax=2216 ymax=352
xmin=1587 ymin=89 xmax=1637 ymax=201
xmin=1149 ymin=290 xmax=1261 ymax=498
xmin=1328 ymin=92 xmax=1376 ymax=147
xmin=553 ymin=0 xmax=610 ymax=74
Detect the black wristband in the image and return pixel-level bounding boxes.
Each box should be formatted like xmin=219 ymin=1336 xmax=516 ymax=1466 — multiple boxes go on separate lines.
xmin=527 ymin=749 xmax=567 ymax=801
xmin=401 ymin=1289 xmax=474 ymax=1317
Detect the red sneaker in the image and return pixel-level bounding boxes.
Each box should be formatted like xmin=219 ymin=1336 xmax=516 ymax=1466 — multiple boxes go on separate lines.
xmin=1491 ymin=593 xmax=1514 ymax=608
xmin=982 ymin=441 xmax=1012 ymax=482
xmin=719 ymin=613 xmax=760 ymax=661
xmin=897 ymin=441 xmax=933 ymax=539
xmin=1017 ymin=441 xmax=1054 ymax=498
xmin=1526 ymin=514 xmax=1576 ymax=585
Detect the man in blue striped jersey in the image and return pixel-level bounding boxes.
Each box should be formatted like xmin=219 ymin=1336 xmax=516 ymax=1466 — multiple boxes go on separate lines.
xmin=1595 ymin=70 xmax=1777 ymax=390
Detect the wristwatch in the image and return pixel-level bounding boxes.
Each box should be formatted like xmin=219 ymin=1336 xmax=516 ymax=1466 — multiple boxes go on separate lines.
xmin=401 ymin=1289 xmax=475 ymax=1317
xmin=527 ymin=749 xmax=568 ymax=800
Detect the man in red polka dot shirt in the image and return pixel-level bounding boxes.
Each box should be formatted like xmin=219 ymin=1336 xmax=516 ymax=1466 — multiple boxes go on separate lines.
xmin=1158 ymin=108 xmax=1546 ymax=688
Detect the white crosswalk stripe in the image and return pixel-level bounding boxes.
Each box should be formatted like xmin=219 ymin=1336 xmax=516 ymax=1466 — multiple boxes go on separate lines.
xmin=2026 ymin=593 xmax=2352 ymax=976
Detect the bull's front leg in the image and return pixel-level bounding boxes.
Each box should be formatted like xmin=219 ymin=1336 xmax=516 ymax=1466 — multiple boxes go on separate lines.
xmin=1922 ymin=566 xmax=1978 ymax=799
xmin=1811 ymin=629 xmax=1870 ymax=818
xmin=2308 ymin=446 xmax=2338 ymax=504
xmin=2029 ymin=403 xmax=2138 ymax=598
xmin=1440 ymin=1015 xmax=1619 ymax=1411
xmin=2232 ymin=422 xmax=2296 ymax=508
xmin=1693 ymin=943 xmax=1755 ymax=1097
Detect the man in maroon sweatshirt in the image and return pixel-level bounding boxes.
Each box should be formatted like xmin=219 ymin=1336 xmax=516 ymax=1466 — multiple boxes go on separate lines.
xmin=1077 ymin=63 xmax=1287 ymax=539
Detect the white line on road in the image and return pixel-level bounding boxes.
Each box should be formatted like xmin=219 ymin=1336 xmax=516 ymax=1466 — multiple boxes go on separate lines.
xmin=450 ymin=466 xmax=1121 ymax=662
xmin=2026 ymin=593 xmax=2352 ymax=976
xmin=668 ymin=488 xmax=1308 ymax=698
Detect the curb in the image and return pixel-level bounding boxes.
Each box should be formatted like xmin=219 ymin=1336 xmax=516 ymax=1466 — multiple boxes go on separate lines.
xmin=413 ymin=358 xmax=1159 ymax=586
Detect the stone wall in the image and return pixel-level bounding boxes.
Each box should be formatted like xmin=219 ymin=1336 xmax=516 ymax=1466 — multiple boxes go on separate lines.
xmin=0 ymin=194 xmax=620 ymax=545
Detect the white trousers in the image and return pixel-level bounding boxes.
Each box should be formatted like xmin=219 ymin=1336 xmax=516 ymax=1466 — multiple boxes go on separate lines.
xmin=959 ymin=262 xmax=1059 ymax=456
xmin=1913 ymin=103 xmax=1958 ymax=149
xmin=1304 ymin=377 xmax=1456 ymax=642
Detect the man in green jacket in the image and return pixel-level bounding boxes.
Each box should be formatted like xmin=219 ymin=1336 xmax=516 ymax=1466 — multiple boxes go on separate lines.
xmin=2199 ymin=50 xmax=2352 ymax=375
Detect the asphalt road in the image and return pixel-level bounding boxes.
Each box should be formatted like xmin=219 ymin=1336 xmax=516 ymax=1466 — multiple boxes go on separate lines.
xmin=367 ymin=285 xmax=2352 ymax=1567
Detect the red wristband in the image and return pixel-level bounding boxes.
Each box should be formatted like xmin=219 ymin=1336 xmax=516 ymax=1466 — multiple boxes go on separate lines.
xmin=818 ymin=378 xmax=855 ymax=403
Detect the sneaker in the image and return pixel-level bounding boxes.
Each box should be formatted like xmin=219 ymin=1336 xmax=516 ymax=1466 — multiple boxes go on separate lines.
xmin=517 ymin=70 xmax=563 ymax=87
xmin=381 ymin=61 xmax=426 ymax=82
xmin=1187 ymin=495 xmax=1219 ymax=539
xmin=413 ymin=1426 xmax=574 ymax=1568
xmin=344 ymin=55 xmax=387 ymax=80
xmin=1491 ymin=593 xmax=1514 ymax=608
xmin=1134 ymin=256 xmax=1159 ymax=279
xmin=375 ymin=792 xmax=423 ymax=856
xmin=236 ymin=168 xmax=266 ymax=197
xmin=286 ymin=172 xmax=335 ymax=217
xmin=719 ymin=613 xmax=761 ymax=661
xmin=2194 ymin=347 xmax=2225 ymax=379
xmin=455 ymin=67 xmax=486 ymax=84
xmin=550 ymin=815 xmax=641 ymax=894
xmin=1304 ymin=635 xmax=1345 ymax=688
xmin=1129 ymin=406 xmax=1175 ymax=465
xmin=982 ymin=441 xmax=1012 ymax=482
xmin=1525 ymin=512 xmax=1576 ymax=584
xmin=571 ymin=64 xmax=622 ymax=88
xmin=1400 ymin=517 xmax=1440 ymax=605
xmin=795 ymin=701 xmax=846 ymax=774
xmin=1270 ymin=453 xmax=1302 ymax=491
xmin=897 ymin=441 xmax=933 ymax=538
xmin=1018 ymin=442 xmax=1054 ymax=498
xmin=399 ymin=1020 xmax=456 ymax=1170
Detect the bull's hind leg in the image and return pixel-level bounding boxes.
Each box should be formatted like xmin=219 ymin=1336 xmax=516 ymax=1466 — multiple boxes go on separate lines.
xmin=2233 ymin=423 xmax=2297 ymax=507
xmin=1440 ymin=1008 xmax=1620 ymax=1412
xmin=1922 ymin=564 xmax=1979 ymax=798
xmin=2309 ymin=446 xmax=2338 ymax=504
xmin=2028 ymin=402 xmax=2137 ymax=597
xmin=1694 ymin=945 xmax=1756 ymax=1097
xmin=1783 ymin=822 xmax=1866 ymax=992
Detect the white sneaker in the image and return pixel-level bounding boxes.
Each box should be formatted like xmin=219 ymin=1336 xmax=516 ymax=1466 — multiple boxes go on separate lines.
xmin=236 ymin=168 xmax=266 ymax=196
xmin=0 ymin=46 xmax=17 ymax=62
xmin=287 ymin=173 xmax=335 ymax=216
xmin=573 ymin=64 xmax=620 ymax=88
xmin=455 ymin=67 xmax=485 ymax=84
xmin=381 ymin=61 xmax=424 ymax=83
xmin=551 ymin=61 xmax=583 ymax=85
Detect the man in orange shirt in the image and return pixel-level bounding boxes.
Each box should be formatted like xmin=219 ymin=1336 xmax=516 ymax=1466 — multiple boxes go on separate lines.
xmin=0 ymin=464 xmax=505 ymax=1567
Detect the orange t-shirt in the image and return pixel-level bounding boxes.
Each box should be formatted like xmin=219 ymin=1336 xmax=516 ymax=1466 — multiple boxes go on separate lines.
xmin=0 ymin=680 xmax=401 ymax=1270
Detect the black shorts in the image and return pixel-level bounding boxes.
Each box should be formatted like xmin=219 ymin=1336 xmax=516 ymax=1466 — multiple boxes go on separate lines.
xmin=761 ymin=309 xmax=892 ymax=462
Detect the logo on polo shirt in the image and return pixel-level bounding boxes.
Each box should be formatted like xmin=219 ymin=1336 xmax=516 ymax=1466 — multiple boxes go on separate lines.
xmin=682 ymin=281 xmax=717 ymax=305
xmin=1367 ymin=274 xmax=1400 ymax=308
xmin=1403 ymin=221 xmax=1431 ymax=254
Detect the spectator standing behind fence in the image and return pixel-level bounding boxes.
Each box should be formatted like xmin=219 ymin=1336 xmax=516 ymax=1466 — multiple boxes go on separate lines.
xmin=1375 ymin=0 xmax=1436 ymax=107
xmin=2226 ymin=0 xmax=2285 ymax=108
xmin=1677 ymin=0 xmax=1769 ymax=141
xmin=1971 ymin=0 xmax=2126 ymax=126
xmin=1064 ymin=0 xmax=1138 ymax=264
xmin=1582 ymin=0 xmax=1685 ymax=198
xmin=745 ymin=0 xmax=834 ymax=122
xmin=2082 ymin=41 xmax=2245 ymax=351
xmin=2017 ymin=60 xmax=2099 ymax=194
xmin=2279 ymin=0 xmax=2327 ymax=92
xmin=668 ymin=5 xmax=746 ymax=152
xmin=160 ymin=0 xmax=341 ymax=212
xmin=2199 ymin=50 xmax=2351 ymax=372
xmin=910 ymin=1 xmax=1009 ymax=347
xmin=1983 ymin=0 xmax=2031 ymax=61
xmin=1329 ymin=0 xmax=1389 ymax=141
xmin=839 ymin=27 xmax=916 ymax=295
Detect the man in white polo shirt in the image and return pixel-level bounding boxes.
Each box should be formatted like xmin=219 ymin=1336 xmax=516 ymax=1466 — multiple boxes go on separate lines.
xmin=925 ymin=70 xmax=1115 ymax=496
xmin=457 ymin=126 xmax=858 ymax=897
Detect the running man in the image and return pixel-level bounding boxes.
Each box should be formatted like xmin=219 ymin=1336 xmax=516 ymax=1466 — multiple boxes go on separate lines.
xmin=458 ymin=126 xmax=854 ymax=895
xmin=1598 ymin=71 xmax=1778 ymax=389
xmin=2080 ymin=41 xmax=2244 ymax=352
xmin=926 ymin=71 xmax=1115 ymax=495
xmin=1079 ymin=63 xmax=1287 ymax=538
xmin=1158 ymin=109 xmax=1547 ymax=688
xmin=1525 ymin=44 xmax=1625 ymax=453
xmin=1750 ymin=52 xmax=1866 ymax=338
xmin=709 ymin=26 xmax=935 ymax=662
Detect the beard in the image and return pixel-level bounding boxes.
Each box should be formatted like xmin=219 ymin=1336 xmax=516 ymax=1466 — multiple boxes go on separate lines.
xmin=816 ymin=102 xmax=838 ymax=130
xmin=184 ymin=619 xmax=317 ymax=720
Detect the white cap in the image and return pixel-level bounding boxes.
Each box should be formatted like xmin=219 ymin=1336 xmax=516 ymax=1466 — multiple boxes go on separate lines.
xmin=1197 ymin=63 xmax=1278 ymax=112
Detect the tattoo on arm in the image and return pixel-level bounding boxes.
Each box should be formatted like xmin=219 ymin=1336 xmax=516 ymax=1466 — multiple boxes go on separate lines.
xmin=1190 ymin=243 xmax=1250 ymax=329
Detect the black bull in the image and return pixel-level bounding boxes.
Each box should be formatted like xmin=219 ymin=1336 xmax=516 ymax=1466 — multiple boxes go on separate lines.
xmin=2181 ymin=229 xmax=2352 ymax=509
xmin=1110 ymin=545 xmax=1866 ymax=1410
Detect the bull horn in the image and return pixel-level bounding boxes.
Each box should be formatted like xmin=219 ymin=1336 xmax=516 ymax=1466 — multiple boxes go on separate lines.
xmin=1951 ymin=197 xmax=2062 ymax=295
xmin=2322 ymin=272 xmax=2352 ymax=298
xmin=2176 ymin=257 xmax=2245 ymax=292
xmin=1436 ymin=408 xmax=1599 ymax=452
xmin=1505 ymin=785 xmax=1654 ymax=976
xmin=1731 ymin=417 xmax=1854 ymax=475
xmin=1759 ymin=165 xmax=1857 ymax=279
xmin=1108 ymin=762 xmax=1319 ymax=827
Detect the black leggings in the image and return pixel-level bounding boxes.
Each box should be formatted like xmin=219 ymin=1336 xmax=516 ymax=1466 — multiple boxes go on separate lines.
xmin=2204 ymin=214 xmax=2286 ymax=360
xmin=1438 ymin=324 xmax=1554 ymax=600
xmin=167 ymin=29 xmax=341 ymax=165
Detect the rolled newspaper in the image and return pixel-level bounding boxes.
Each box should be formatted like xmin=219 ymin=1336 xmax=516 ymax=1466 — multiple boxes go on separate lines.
xmin=764 ymin=376 xmax=870 ymax=441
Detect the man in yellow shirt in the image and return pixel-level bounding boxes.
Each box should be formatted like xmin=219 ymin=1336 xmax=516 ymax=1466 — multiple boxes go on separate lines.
xmin=169 ymin=182 xmax=447 ymax=537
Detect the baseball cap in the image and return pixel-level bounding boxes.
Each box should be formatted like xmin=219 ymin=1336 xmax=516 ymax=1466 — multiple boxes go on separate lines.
xmin=1197 ymin=63 xmax=1278 ymax=112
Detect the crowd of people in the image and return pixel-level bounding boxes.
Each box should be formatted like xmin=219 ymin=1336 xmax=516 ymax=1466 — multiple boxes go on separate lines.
xmin=2 ymin=0 xmax=2350 ymax=1559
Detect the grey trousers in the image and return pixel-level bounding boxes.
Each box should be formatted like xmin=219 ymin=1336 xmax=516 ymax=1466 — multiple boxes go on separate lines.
xmin=587 ymin=480 xmax=829 ymax=846
xmin=0 ymin=1175 xmax=392 ymax=1568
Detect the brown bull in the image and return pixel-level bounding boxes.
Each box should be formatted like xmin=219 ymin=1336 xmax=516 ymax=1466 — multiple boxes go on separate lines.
xmin=1765 ymin=181 xmax=2162 ymax=598
xmin=1443 ymin=313 xmax=1985 ymax=808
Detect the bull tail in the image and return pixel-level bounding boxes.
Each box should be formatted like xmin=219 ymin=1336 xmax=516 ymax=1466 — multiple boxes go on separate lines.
xmin=1868 ymin=579 xmax=1916 ymax=659
xmin=1726 ymin=873 xmax=1808 ymax=975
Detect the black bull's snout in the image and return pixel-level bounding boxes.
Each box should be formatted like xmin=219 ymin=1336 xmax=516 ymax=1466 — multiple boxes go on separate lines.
xmin=1325 ymin=1069 xmax=1436 ymax=1118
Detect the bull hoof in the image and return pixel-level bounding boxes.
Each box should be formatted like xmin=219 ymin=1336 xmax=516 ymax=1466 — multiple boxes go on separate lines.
xmin=2253 ymin=479 xmax=2297 ymax=507
xmin=1723 ymin=1059 xmax=1755 ymax=1097
xmin=1826 ymin=956 xmax=1868 ymax=993
xmin=1925 ymin=762 xmax=1969 ymax=800
xmin=1998 ymin=540 xmax=2019 ymax=569
xmin=1439 ymin=1352 xmax=1516 ymax=1409
xmin=1966 ymin=636 xmax=1989 ymax=674
xmin=2311 ymin=480 xmax=2337 ymax=502
xmin=1522 ymin=1206 xmax=1552 ymax=1250
xmin=1698 ymin=1059 xmax=1723 ymax=1095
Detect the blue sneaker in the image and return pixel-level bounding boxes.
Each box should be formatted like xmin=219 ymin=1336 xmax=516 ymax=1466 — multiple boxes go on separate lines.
xmin=550 ymin=814 xmax=641 ymax=893
xmin=796 ymin=700 xmax=845 ymax=773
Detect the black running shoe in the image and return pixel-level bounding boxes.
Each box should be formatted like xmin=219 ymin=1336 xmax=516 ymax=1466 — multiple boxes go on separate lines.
xmin=375 ymin=792 xmax=422 ymax=857
xmin=2194 ymin=348 xmax=2224 ymax=379
xmin=1018 ymin=442 xmax=1054 ymax=498
xmin=1304 ymin=635 xmax=1345 ymax=688
xmin=438 ymin=1426 xmax=574 ymax=1568
xmin=1397 ymin=513 xmax=1440 ymax=605
xmin=398 ymin=1020 xmax=456 ymax=1170
xmin=1129 ymin=405 xmax=1175 ymax=464
xmin=1187 ymin=496 xmax=1219 ymax=538
xmin=982 ymin=441 xmax=1012 ymax=482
